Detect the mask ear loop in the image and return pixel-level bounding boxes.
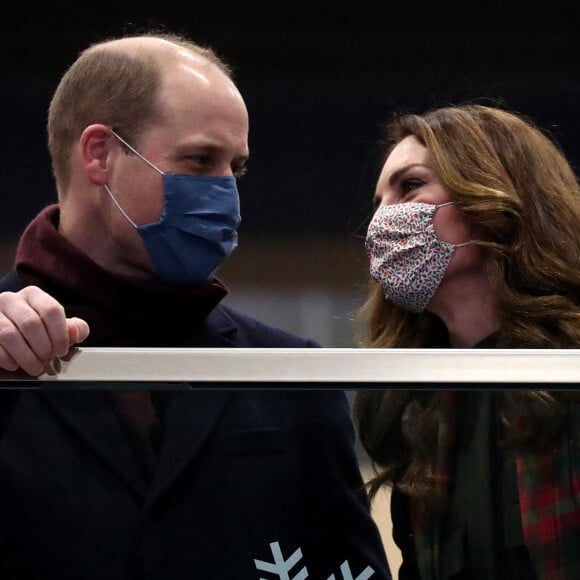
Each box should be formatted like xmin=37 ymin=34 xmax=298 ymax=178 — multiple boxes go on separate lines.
xmin=104 ymin=130 xmax=166 ymax=229
xmin=110 ymin=130 xmax=164 ymax=176
xmin=433 ymin=201 xmax=475 ymax=247
xmin=103 ymin=184 xmax=139 ymax=228
xmin=435 ymin=200 xmax=455 ymax=210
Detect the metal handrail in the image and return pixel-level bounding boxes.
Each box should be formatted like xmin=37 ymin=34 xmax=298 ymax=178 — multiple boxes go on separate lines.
xmin=0 ymin=348 xmax=578 ymax=389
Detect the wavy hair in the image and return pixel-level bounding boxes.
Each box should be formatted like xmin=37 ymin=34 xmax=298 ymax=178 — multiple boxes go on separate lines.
xmin=354 ymin=104 xmax=580 ymax=505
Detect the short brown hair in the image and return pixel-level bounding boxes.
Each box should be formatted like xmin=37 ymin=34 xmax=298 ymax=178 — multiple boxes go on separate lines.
xmin=47 ymin=32 xmax=232 ymax=192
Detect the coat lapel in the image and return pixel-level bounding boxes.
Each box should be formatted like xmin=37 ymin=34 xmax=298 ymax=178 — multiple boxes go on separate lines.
xmin=146 ymin=305 xmax=238 ymax=505
xmin=39 ymin=305 xmax=240 ymax=507
xmin=38 ymin=389 xmax=149 ymax=500
xmin=146 ymin=389 xmax=230 ymax=505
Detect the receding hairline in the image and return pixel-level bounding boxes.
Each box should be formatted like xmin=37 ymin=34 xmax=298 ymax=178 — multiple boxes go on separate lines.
xmin=83 ymin=35 xmax=231 ymax=77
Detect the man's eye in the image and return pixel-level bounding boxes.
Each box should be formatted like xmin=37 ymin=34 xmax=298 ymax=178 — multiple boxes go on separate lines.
xmin=401 ymin=179 xmax=424 ymax=193
xmin=190 ymin=155 xmax=211 ymax=166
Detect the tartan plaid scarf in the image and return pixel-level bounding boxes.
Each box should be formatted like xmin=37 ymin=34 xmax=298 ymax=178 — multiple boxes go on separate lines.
xmin=411 ymin=392 xmax=580 ymax=580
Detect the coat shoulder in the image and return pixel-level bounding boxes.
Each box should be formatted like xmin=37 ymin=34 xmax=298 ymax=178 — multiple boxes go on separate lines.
xmin=0 ymin=270 xmax=24 ymax=292
xmin=208 ymin=304 xmax=320 ymax=348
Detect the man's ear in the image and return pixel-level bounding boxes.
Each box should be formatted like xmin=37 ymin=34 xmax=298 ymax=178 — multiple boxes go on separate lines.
xmin=79 ymin=124 xmax=115 ymax=186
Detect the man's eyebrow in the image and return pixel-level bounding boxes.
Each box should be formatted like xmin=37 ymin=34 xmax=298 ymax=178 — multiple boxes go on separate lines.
xmin=173 ymin=142 xmax=223 ymax=155
xmin=172 ymin=142 xmax=249 ymax=163
xmin=388 ymin=163 xmax=431 ymax=188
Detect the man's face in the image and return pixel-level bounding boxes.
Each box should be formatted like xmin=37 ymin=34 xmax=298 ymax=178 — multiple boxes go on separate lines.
xmin=104 ymin=53 xmax=250 ymax=279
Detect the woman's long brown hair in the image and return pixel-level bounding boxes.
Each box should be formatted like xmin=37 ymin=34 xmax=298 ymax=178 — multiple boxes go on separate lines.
xmin=354 ymin=104 xmax=580 ymax=506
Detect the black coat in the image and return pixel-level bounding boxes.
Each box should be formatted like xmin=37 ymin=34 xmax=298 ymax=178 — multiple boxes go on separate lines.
xmin=0 ymin=272 xmax=391 ymax=580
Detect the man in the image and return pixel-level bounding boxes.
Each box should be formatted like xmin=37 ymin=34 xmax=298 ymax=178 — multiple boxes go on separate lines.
xmin=0 ymin=33 xmax=391 ymax=579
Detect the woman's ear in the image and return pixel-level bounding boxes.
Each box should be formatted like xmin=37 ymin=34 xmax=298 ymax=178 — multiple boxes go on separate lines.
xmin=79 ymin=124 xmax=114 ymax=186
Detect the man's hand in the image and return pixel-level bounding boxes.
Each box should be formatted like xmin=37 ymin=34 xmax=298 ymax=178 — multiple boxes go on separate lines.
xmin=0 ymin=286 xmax=89 ymax=376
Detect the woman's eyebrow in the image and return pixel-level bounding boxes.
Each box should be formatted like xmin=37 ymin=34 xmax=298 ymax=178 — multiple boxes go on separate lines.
xmin=388 ymin=163 xmax=430 ymax=188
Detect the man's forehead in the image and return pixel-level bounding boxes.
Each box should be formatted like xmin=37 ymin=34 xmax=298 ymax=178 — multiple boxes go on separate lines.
xmin=158 ymin=66 xmax=247 ymax=125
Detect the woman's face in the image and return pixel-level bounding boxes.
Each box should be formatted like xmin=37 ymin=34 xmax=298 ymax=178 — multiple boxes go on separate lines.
xmin=372 ymin=134 xmax=486 ymax=313
xmin=374 ymin=135 xmax=472 ymax=245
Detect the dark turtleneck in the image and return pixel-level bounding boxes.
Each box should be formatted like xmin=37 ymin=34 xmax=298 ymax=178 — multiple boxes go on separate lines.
xmin=14 ymin=204 xmax=229 ymax=479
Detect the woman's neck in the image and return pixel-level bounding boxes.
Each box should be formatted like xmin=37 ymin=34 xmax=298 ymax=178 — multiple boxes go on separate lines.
xmin=427 ymin=273 xmax=499 ymax=348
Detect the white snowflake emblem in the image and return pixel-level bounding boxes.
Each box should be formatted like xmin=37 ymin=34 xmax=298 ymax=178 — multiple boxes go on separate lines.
xmin=254 ymin=541 xmax=375 ymax=580
xmin=254 ymin=541 xmax=308 ymax=580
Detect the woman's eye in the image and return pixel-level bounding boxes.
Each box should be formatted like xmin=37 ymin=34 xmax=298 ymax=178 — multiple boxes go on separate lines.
xmin=401 ymin=179 xmax=424 ymax=193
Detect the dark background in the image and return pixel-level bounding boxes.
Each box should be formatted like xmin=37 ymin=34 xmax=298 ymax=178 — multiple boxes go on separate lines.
xmin=3 ymin=1 xmax=579 ymax=238
xmin=2 ymin=1 xmax=580 ymax=344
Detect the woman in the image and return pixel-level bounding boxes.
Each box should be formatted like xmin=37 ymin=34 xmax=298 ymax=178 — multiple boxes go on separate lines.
xmin=355 ymin=104 xmax=580 ymax=579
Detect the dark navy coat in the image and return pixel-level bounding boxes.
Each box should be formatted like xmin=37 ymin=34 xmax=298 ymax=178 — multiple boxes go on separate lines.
xmin=0 ymin=272 xmax=391 ymax=580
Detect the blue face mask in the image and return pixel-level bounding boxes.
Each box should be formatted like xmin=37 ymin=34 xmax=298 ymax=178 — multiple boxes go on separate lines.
xmin=104 ymin=130 xmax=241 ymax=286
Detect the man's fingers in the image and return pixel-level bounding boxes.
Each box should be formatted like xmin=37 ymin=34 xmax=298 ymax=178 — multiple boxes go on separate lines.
xmin=67 ymin=318 xmax=90 ymax=345
xmin=0 ymin=288 xmax=90 ymax=376
xmin=0 ymin=287 xmax=68 ymax=375
xmin=21 ymin=287 xmax=69 ymax=357
xmin=0 ymin=312 xmax=47 ymax=376
xmin=0 ymin=289 xmax=55 ymax=362
xmin=0 ymin=346 xmax=20 ymax=373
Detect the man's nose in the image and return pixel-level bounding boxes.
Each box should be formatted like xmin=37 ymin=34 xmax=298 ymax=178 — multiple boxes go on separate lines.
xmin=215 ymin=163 xmax=235 ymax=178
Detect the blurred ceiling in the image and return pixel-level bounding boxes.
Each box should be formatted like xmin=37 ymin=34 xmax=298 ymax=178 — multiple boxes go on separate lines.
xmin=3 ymin=0 xmax=579 ymax=238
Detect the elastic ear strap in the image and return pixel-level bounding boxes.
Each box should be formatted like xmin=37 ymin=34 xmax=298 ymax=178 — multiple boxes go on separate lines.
xmin=110 ymin=130 xmax=164 ymax=175
xmin=437 ymin=201 xmax=473 ymax=248
xmin=435 ymin=201 xmax=474 ymax=246
xmin=103 ymin=184 xmax=138 ymax=228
